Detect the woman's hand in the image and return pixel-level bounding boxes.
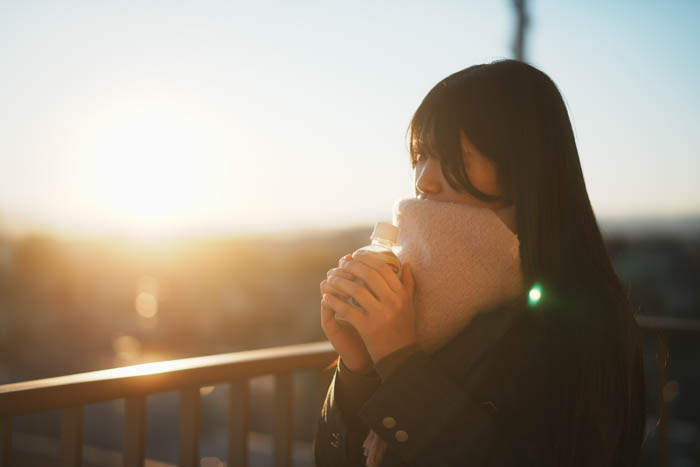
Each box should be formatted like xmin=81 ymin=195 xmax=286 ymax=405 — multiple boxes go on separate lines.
xmin=319 ymin=254 xmax=374 ymax=373
xmin=322 ymin=250 xmax=417 ymax=364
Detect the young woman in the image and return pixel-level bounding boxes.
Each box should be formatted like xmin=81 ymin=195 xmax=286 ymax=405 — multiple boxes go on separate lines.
xmin=313 ymin=59 xmax=646 ymax=467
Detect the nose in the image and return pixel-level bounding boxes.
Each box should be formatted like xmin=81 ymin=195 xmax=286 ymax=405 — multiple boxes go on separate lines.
xmin=415 ymin=158 xmax=443 ymax=199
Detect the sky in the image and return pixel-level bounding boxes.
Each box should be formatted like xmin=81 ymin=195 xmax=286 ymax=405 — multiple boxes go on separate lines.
xmin=1 ymin=0 xmax=698 ymax=239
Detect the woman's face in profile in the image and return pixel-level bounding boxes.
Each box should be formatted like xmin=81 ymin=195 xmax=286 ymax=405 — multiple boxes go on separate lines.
xmin=413 ymin=129 xmax=517 ymax=233
xmin=414 ymin=129 xmax=509 ymax=209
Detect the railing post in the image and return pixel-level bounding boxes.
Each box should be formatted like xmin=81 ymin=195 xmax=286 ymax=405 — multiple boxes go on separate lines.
xmin=656 ymin=333 xmax=669 ymax=467
xmin=124 ymin=396 xmax=146 ymax=467
xmin=0 ymin=417 xmax=11 ymax=467
xmin=273 ymin=372 xmax=293 ymax=467
xmin=179 ymin=387 xmax=200 ymax=467
xmin=60 ymin=406 xmax=83 ymax=467
xmin=228 ymin=379 xmax=250 ymax=467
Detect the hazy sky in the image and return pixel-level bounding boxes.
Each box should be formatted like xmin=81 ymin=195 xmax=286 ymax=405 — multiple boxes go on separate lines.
xmin=1 ymin=1 xmax=698 ymax=238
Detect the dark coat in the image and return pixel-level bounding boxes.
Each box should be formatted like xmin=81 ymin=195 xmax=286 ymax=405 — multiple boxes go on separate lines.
xmin=313 ymin=301 xmax=631 ymax=466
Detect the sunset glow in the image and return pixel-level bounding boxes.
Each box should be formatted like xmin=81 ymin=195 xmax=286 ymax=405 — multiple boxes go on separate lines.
xmin=73 ymin=103 xmax=218 ymax=236
xmin=0 ymin=2 xmax=697 ymax=239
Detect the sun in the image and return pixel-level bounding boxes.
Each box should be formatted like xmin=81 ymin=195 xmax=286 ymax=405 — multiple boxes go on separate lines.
xmin=75 ymin=102 xmax=220 ymax=237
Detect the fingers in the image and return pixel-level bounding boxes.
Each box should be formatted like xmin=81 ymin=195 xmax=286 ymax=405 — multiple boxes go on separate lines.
xmin=352 ymin=250 xmax=400 ymax=275
xmin=322 ymin=251 xmax=405 ymax=323
xmin=321 ymin=265 xmax=356 ymax=298
xmin=322 ymin=293 xmax=365 ymax=328
xmin=320 ymin=278 xmax=349 ymax=299
xmin=343 ymin=252 xmax=402 ymax=297
xmin=326 ymin=266 xmax=354 ymax=281
xmin=351 ymin=251 xmax=404 ymax=293
xmin=321 ymin=298 xmax=355 ymax=335
xmin=320 ymin=298 xmax=336 ymax=328
xmin=326 ymin=275 xmax=380 ymax=314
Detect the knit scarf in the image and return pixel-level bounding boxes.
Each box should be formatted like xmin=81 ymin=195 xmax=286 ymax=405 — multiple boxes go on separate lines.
xmin=362 ymin=197 xmax=525 ymax=467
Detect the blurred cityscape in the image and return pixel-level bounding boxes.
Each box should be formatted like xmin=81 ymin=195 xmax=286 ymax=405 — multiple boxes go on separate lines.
xmin=1 ymin=215 xmax=699 ymax=466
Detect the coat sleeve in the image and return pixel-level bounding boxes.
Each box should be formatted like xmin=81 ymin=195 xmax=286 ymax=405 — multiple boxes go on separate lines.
xmin=315 ymin=311 xmax=548 ymax=467
xmin=313 ymin=345 xmax=428 ymax=466
xmin=354 ymin=348 xmax=504 ymax=466
xmin=314 ymin=364 xmax=379 ymax=467
xmin=313 ymin=351 xmax=506 ymax=467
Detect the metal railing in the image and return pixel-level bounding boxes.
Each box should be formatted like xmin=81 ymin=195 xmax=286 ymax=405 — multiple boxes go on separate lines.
xmin=635 ymin=316 xmax=700 ymax=467
xmin=1 ymin=316 xmax=698 ymax=467
xmin=0 ymin=341 xmax=337 ymax=467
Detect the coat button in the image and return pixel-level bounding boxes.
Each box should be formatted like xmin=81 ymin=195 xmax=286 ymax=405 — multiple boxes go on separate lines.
xmin=395 ymin=430 xmax=408 ymax=442
xmin=480 ymin=400 xmax=498 ymax=412
xmin=382 ymin=416 xmax=397 ymax=429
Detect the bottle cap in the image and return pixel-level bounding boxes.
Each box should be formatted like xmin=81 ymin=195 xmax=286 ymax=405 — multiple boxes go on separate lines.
xmin=370 ymin=222 xmax=399 ymax=243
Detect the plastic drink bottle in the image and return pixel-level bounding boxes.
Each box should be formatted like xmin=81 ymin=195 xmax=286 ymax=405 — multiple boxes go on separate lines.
xmin=335 ymin=222 xmax=401 ymax=326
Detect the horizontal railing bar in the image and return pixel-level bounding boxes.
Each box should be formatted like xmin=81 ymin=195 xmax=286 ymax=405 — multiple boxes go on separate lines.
xmin=0 ymin=341 xmax=336 ymax=416
xmin=636 ymin=316 xmax=700 ymax=335
xmin=2 ymin=316 xmax=698 ymax=418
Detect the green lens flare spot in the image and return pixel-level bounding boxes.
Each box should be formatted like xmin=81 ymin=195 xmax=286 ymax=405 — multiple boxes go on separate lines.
xmin=528 ymin=283 xmax=542 ymax=307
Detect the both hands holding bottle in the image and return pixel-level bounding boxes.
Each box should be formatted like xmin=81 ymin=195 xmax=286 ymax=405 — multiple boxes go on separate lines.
xmin=319 ymin=248 xmax=418 ymax=374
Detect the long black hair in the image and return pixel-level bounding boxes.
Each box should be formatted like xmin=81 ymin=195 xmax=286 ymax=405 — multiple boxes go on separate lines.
xmin=408 ymin=59 xmax=646 ymax=466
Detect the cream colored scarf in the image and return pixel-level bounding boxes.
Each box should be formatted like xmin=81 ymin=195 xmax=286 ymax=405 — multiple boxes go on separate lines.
xmin=362 ymin=197 xmax=525 ymax=467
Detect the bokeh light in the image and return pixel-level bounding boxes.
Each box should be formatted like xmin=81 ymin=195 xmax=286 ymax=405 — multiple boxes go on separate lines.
xmin=135 ymin=291 xmax=158 ymax=318
xmin=199 ymin=385 xmax=215 ymax=396
xmin=112 ymin=335 xmax=142 ymax=364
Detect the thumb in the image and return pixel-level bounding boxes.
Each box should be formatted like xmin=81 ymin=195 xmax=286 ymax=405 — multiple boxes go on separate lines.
xmin=402 ymin=263 xmax=415 ymax=298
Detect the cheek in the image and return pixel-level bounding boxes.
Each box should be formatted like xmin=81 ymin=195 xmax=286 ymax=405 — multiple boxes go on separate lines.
xmin=413 ymin=164 xmax=429 ymax=187
xmin=467 ymin=160 xmax=504 ymax=196
xmin=461 ymin=139 xmax=504 ymax=197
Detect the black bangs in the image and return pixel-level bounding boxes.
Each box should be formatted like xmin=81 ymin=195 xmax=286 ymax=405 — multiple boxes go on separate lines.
xmin=407 ymin=77 xmax=503 ymax=202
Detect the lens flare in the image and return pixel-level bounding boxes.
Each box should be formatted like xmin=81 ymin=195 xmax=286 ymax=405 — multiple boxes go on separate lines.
xmin=528 ymin=283 xmax=542 ymax=307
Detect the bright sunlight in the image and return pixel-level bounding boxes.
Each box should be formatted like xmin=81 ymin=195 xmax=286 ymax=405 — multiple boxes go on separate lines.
xmin=72 ymin=99 xmax=223 ymax=238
